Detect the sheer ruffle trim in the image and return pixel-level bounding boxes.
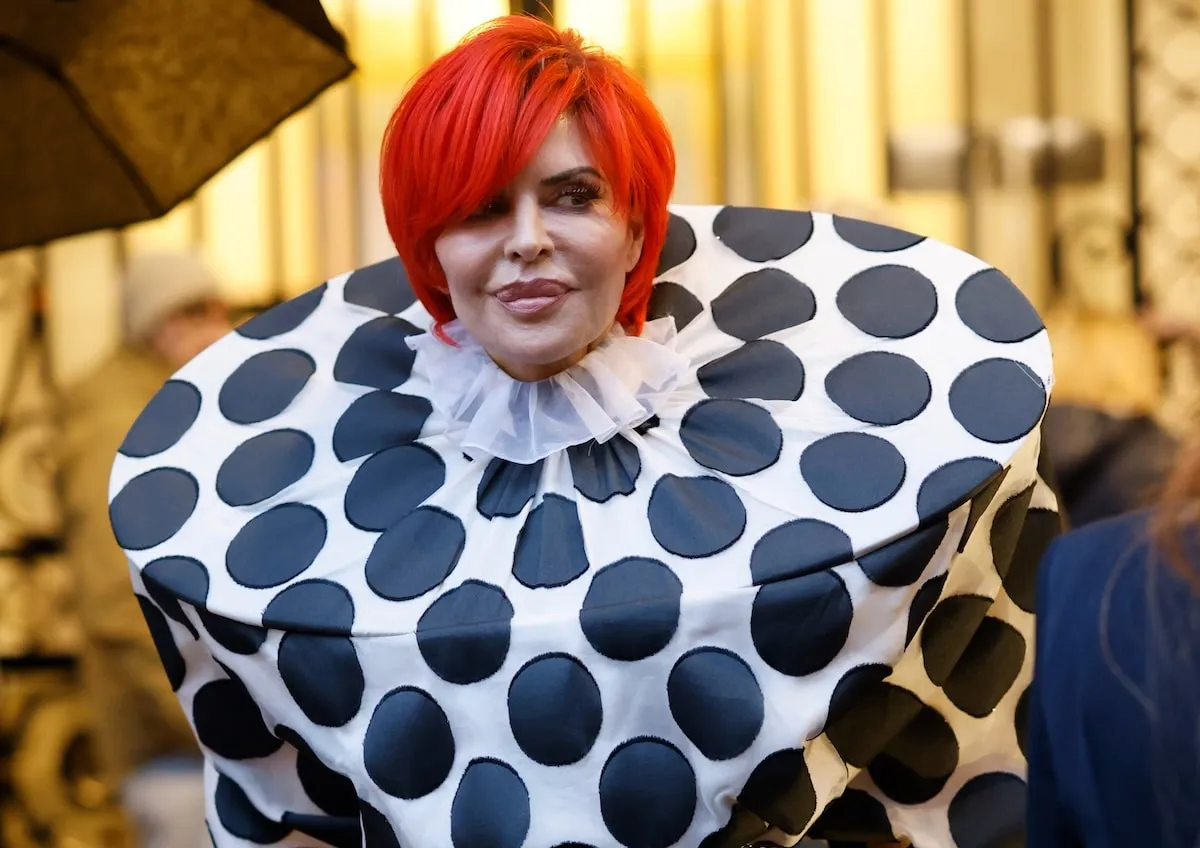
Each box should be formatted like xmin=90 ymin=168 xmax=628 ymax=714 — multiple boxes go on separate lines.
xmin=405 ymin=318 xmax=689 ymax=464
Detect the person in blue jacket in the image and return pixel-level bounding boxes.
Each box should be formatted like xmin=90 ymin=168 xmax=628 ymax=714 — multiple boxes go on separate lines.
xmin=1028 ymin=439 xmax=1200 ymax=846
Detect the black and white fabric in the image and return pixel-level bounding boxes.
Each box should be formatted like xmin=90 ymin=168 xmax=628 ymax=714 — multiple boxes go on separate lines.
xmin=108 ymin=206 xmax=1059 ymax=848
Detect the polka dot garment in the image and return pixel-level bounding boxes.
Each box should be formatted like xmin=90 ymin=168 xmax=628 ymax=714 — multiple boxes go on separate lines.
xmin=110 ymin=207 xmax=1058 ymax=848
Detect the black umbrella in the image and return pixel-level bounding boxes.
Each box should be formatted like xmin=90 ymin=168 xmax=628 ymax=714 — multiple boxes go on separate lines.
xmin=0 ymin=0 xmax=355 ymax=252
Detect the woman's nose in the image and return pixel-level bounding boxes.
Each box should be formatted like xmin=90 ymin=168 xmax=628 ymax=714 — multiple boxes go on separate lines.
xmin=505 ymin=198 xmax=553 ymax=263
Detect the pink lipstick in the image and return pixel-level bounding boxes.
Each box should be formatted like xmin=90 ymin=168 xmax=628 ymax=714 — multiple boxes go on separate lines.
xmin=494 ymin=278 xmax=570 ymax=316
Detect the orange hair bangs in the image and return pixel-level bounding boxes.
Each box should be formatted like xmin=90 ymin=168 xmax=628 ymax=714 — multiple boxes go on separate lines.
xmin=379 ymin=15 xmax=675 ymax=335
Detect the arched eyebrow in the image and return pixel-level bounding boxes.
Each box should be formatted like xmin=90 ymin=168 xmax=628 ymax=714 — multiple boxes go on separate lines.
xmin=540 ymin=166 xmax=602 ymax=186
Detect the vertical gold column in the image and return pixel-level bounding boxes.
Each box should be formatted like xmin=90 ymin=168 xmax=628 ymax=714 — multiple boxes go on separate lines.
xmin=884 ymin=0 xmax=968 ymax=247
xmin=43 ymin=233 xmax=122 ymax=387
xmin=356 ymin=0 xmax=426 ymax=267
xmin=643 ymin=0 xmax=721 ymax=204
xmin=804 ymin=0 xmax=887 ymax=206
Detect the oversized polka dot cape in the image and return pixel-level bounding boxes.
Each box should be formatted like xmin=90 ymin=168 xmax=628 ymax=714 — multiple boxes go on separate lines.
xmin=109 ymin=205 xmax=1059 ymax=848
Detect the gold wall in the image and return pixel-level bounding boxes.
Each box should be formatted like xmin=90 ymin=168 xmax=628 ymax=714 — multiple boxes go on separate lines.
xmin=32 ymin=0 xmax=1137 ymax=390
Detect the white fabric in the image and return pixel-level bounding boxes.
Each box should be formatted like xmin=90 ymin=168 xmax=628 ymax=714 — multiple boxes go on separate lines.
xmin=406 ymin=317 xmax=688 ymax=464
xmin=109 ymin=205 xmax=1057 ymax=848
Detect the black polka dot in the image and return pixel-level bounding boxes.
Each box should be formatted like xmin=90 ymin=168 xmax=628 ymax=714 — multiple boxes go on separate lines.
xmin=119 ymin=380 xmax=201 ymax=458
xmin=214 ymin=773 xmax=290 ymax=843
xmin=906 ymin=573 xmax=948 ymax=645
xmin=826 ymin=678 xmax=923 ymax=768
xmin=198 ymin=609 xmax=267 ymax=655
xmin=950 ymin=358 xmax=1046 ymax=443
xmin=226 ymin=503 xmax=327 ymax=589
xmin=137 ymin=596 xmax=185 ymax=690
xmin=920 ymin=594 xmax=991 ymax=684
xmin=668 ymin=648 xmax=763 ymax=760
xmin=237 ymin=284 xmax=326 ymax=340
xmin=279 ymin=633 xmax=364 ymax=727
xmin=833 ymin=216 xmax=925 ymax=252
xmin=800 ymin=433 xmax=906 ymax=513
xmin=568 ymin=436 xmax=641 ymax=502
xmin=1015 ymin=685 xmax=1030 ymax=757
xmin=219 ymin=349 xmax=315 ymax=424
xmin=343 ymin=258 xmax=416 ymax=314
xmin=450 ymin=759 xmax=530 ymax=848
xmin=656 ymin=213 xmax=697 ymax=274
xmin=958 ymin=467 xmax=1011 ymax=553
xmin=868 ymin=701 xmax=959 ymax=804
xmin=647 ymin=282 xmax=703 ymax=331
xmin=142 ymin=556 xmax=208 ymax=636
xmin=600 ymin=738 xmax=696 ymax=848
xmin=281 ymin=812 xmax=359 ymax=848
xmin=942 ymin=617 xmax=1027 ymax=718
xmin=192 ymin=676 xmax=282 ymax=760
xmin=825 ymin=352 xmax=931 ymax=425
xmin=679 ymin=400 xmax=782 ymax=476
xmin=359 ymin=801 xmax=401 ymax=848
xmin=477 ymin=458 xmax=544 ymax=519
xmin=738 ymin=748 xmax=816 ymax=835
xmin=825 ymin=664 xmax=892 ymax=732
xmin=711 ymin=269 xmax=816 ymax=341
xmin=648 ymin=475 xmax=745 ymax=558
xmin=956 ymin=268 xmax=1044 ymax=343
xmin=916 ymin=457 xmax=1004 ymax=521
xmin=581 ymin=558 xmax=682 ymax=662
xmin=365 ymin=506 xmax=465 ymax=601
xmin=513 ymin=494 xmax=590 ymax=588
xmin=750 ymin=519 xmax=853 ymax=584
xmin=857 ymin=518 xmax=948 ymax=587
xmin=713 ymin=206 xmax=814 ymax=262
xmin=417 ymin=581 xmax=513 ymax=684
xmin=751 ymin=571 xmax=853 ymax=676
xmin=947 ymin=773 xmax=1027 ymax=848
xmin=1004 ymin=507 xmax=1058 ymax=613
xmin=508 ymin=654 xmax=602 ymax=766
xmin=263 ymin=579 xmax=355 ymax=634
xmin=333 ymin=316 xmax=421 ymax=390
xmin=276 ymin=727 xmax=358 ymax=816
xmin=989 ymin=486 xmax=1035 ymax=580
xmin=216 ymin=429 xmax=314 ymax=507
xmin=634 ymin=415 xmax=660 ymax=435
xmin=364 ymin=687 xmax=454 ymax=800
xmin=697 ymin=340 xmax=805 ymax=401
xmin=344 ymin=444 xmax=444 ymax=532
xmin=332 ymin=391 xmax=432 ymax=462
xmin=807 ymin=789 xmax=894 ymax=844
xmin=142 ymin=556 xmax=208 ymax=607
xmin=110 ymin=468 xmax=198 ymax=551
xmin=837 ymin=265 xmax=937 ymax=339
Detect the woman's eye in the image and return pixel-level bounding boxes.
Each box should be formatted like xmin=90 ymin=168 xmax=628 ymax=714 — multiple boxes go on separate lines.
xmin=555 ymin=184 xmax=601 ymax=208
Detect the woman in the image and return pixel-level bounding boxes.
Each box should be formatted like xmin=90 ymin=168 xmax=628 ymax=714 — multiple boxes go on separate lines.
xmin=1028 ymin=444 xmax=1200 ymax=845
xmin=109 ymin=16 xmax=1056 ymax=848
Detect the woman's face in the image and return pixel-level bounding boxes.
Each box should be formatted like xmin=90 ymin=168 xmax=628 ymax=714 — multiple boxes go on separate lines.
xmin=434 ymin=118 xmax=644 ymax=382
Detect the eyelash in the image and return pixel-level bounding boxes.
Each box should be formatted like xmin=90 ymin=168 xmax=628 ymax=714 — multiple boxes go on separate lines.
xmin=470 ymin=180 xmax=602 ymax=219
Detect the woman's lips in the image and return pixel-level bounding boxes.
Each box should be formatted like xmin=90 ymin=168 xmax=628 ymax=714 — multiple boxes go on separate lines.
xmin=494 ymin=279 xmax=570 ymax=316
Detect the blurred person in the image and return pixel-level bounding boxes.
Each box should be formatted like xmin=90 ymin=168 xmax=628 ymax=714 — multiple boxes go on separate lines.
xmin=1028 ymin=426 xmax=1200 ymax=845
xmin=60 ymin=250 xmax=230 ymax=848
xmin=1040 ymin=306 xmax=1178 ymax=527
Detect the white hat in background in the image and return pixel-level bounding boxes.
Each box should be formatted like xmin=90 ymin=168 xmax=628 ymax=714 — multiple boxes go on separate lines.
xmin=121 ymin=250 xmax=221 ymax=344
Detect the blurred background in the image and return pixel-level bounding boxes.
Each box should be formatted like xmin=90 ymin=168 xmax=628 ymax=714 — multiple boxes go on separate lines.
xmin=0 ymin=0 xmax=1197 ymax=845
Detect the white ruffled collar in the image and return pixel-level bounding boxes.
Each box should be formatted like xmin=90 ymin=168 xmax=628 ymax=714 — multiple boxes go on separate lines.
xmin=405 ymin=318 xmax=688 ymax=464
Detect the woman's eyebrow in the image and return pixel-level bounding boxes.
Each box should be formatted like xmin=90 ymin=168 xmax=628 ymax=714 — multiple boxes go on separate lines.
xmin=540 ymin=166 xmax=601 ymax=185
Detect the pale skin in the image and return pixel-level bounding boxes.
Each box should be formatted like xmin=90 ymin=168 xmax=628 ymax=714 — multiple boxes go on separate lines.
xmin=150 ymin=299 xmax=231 ymax=369
xmin=433 ymin=117 xmax=645 ymax=382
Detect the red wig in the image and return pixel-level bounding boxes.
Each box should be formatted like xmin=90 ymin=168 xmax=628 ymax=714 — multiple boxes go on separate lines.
xmin=379 ymin=15 xmax=676 ymax=335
